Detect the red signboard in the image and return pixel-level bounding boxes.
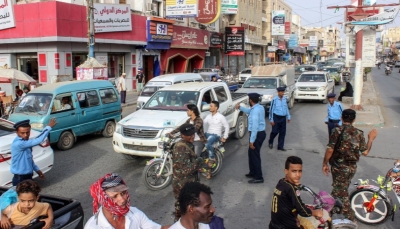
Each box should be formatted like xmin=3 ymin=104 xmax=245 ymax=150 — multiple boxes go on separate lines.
xmin=39 ymin=53 xmax=46 ymax=67
xmin=171 ymin=26 xmax=210 ymax=50
xmin=195 ymin=0 xmax=220 ymax=24
xmin=278 ymin=40 xmax=286 ymax=50
xmin=66 ymin=53 xmax=71 ymax=67
xmin=39 ymin=70 xmax=47 ymax=83
xmin=284 ymin=22 xmax=291 ymax=35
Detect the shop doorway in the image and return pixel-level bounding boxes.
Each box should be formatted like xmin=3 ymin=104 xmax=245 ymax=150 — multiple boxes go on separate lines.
xmin=17 ymin=54 xmax=38 ymax=80
xmin=167 ymin=55 xmax=186 ymax=73
xmin=187 ymin=55 xmax=203 ymax=73
xmin=143 ymin=55 xmax=154 ymax=81
xmin=108 ymin=54 xmax=125 ymax=78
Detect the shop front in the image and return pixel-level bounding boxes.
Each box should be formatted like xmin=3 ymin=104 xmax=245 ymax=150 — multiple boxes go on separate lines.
xmin=276 ymin=40 xmax=287 ymax=62
xmin=160 ymin=26 xmax=210 ymax=73
xmin=206 ymin=33 xmax=223 ymax=68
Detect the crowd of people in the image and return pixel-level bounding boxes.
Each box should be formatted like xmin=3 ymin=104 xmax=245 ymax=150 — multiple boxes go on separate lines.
xmin=1 ymin=81 xmax=397 ymax=229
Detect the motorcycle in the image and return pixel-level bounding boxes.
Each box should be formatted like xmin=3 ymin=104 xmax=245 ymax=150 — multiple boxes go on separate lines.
xmin=299 ymin=185 xmax=357 ymax=229
xmin=349 ymin=162 xmax=400 ymax=225
xmin=385 ymin=67 xmax=391 ymax=75
xmin=141 ymin=134 xmax=224 ymax=191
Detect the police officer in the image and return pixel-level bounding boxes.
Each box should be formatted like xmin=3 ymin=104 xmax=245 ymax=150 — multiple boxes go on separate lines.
xmin=172 ymin=123 xmax=206 ymax=221
xmin=322 ymin=109 xmax=377 ymax=221
xmin=236 ymin=93 xmax=266 ymax=184
xmin=325 ymin=93 xmax=343 ymax=137
xmin=11 ymin=118 xmax=57 ymax=186
xmin=268 ymin=87 xmax=291 ymax=151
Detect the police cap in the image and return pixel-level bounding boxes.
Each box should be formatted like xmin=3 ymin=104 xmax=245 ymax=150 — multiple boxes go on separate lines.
xmin=13 ymin=119 xmax=30 ymax=129
xmin=327 ymin=93 xmax=336 ymax=98
xmin=276 ymin=87 xmax=286 ymax=91
xmin=179 ymin=123 xmax=196 ymax=136
xmin=247 ymin=93 xmax=260 ymax=98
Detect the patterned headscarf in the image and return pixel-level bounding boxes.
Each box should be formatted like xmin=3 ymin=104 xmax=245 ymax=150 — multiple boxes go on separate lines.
xmin=90 ymin=173 xmax=130 ymax=219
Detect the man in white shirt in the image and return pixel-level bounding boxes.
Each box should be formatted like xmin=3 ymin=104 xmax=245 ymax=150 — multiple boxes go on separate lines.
xmin=169 ymin=182 xmax=216 ymax=229
xmin=61 ymin=97 xmax=72 ymax=110
xmin=119 ymin=73 xmax=127 ymax=104
xmin=203 ymin=101 xmax=229 ymax=179
xmin=85 ymin=173 xmax=170 ymax=229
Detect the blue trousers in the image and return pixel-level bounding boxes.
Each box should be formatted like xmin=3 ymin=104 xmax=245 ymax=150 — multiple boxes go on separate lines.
xmin=328 ymin=120 xmax=340 ymax=136
xmin=120 ymin=90 xmax=126 ymax=103
xmin=205 ymin=133 xmax=220 ymax=159
xmin=12 ymin=174 xmax=33 ymax=186
xmin=269 ymin=114 xmax=286 ymax=149
xmin=248 ymin=131 xmax=266 ymax=180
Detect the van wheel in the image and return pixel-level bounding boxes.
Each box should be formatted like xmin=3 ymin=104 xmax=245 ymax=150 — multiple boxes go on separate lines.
xmin=57 ymin=131 xmax=75 ymax=151
xmin=234 ymin=115 xmax=247 ymax=139
xmin=102 ymin=121 xmax=115 ymax=138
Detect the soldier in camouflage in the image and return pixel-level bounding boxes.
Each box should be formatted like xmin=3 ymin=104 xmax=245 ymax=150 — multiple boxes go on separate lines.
xmin=322 ymin=109 xmax=377 ymax=221
xmin=172 ymin=123 xmax=207 ymax=222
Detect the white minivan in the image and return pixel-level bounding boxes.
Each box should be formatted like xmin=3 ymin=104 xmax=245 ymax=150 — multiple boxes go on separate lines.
xmin=136 ymin=73 xmax=203 ymax=109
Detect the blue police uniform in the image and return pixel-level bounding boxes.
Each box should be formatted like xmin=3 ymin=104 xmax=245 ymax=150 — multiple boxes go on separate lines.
xmin=11 ymin=120 xmax=52 ymax=186
xmin=239 ymin=94 xmax=266 ymax=182
xmin=268 ymin=88 xmax=291 ymax=150
xmin=325 ymin=94 xmax=343 ymax=136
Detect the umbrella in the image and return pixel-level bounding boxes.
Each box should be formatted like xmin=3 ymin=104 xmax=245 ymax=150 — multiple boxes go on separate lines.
xmin=0 ymin=68 xmax=36 ymax=84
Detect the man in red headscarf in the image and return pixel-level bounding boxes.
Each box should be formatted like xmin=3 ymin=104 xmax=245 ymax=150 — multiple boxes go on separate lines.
xmin=85 ymin=173 xmax=170 ymax=229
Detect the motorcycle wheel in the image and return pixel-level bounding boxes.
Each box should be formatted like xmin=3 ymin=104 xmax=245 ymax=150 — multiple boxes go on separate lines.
xmin=200 ymin=149 xmax=223 ymax=177
xmin=331 ymin=219 xmax=358 ymax=229
xmin=350 ymin=189 xmax=391 ymax=224
xmin=141 ymin=160 xmax=172 ymax=191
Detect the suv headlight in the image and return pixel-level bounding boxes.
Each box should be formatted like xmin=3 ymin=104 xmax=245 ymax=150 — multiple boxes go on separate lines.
xmin=161 ymin=127 xmax=174 ymax=137
xmin=262 ymin=94 xmax=273 ymax=101
xmin=30 ymin=123 xmax=44 ymax=130
xmin=115 ymin=123 xmax=122 ymax=134
xmin=318 ymin=86 xmax=326 ymax=91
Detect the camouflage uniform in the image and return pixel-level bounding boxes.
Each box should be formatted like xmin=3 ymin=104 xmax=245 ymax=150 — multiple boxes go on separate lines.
xmin=327 ymin=124 xmax=367 ymax=221
xmin=172 ymin=140 xmax=206 ymax=221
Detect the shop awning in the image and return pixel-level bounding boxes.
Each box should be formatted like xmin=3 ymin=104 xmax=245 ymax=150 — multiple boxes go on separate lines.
xmin=293 ymin=47 xmax=306 ymax=54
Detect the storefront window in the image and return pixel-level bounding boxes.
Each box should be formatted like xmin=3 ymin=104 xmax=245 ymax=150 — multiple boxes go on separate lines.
xmin=17 ymin=54 xmax=38 ymax=80
xmin=108 ymin=54 xmax=125 ymax=78
xmin=72 ymin=53 xmax=87 ymax=79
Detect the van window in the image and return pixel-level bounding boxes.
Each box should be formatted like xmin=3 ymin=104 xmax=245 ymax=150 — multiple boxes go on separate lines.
xmin=214 ymin=86 xmax=228 ymax=103
xmin=99 ymin=88 xmax=118 ymax=104
xmin=52 ymin=93 xmax=74 ymax=113
xmin=77 ymin=90 xmax=100 ymax=108
xmin=201 ymin=90 xmax=215 ymax=104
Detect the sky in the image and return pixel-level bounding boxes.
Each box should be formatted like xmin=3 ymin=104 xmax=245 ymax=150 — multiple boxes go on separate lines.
xmin=286 ymin=0 xmax=400 ymax=37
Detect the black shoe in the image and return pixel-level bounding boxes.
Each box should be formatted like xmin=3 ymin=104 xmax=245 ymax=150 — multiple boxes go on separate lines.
xmin=269 ymin=144 xmax=273 ymax=149
xmin=277 ymin=148 xmax=287 ymax=151
xmin=248 ymin=179 xmax=264 ymax=184
xmin=245 ymin=174 xmax=254 ymax=178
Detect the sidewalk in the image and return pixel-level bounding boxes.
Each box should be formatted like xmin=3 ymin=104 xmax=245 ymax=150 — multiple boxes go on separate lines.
xmin=341 ymin=74 xmax=384 ymax=127
xmin=124 ymin=90 xmax=139 ymax=107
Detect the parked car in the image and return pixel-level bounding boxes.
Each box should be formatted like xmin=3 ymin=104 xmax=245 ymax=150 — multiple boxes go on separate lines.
xmin=395 ymin=61 xmax=400 ymax=68
xmin=295 ymin=65 xmax=318 ymax=79
xmin=0 ymin=118 xmax=54 ymax=187
xmin=321 ymin=66 xmax=341 ymax=85
xmin=137 ymin=73 xmax=203 ymax=110
xmin=0 ymin=187 xmax=84 ymax=229
xmin=316 ymin=61 xmax=327 ymax=70
xmin=113 ymin=82 xmax=249 ymax=158
xmin=332 ymin=62 xmax=345 ymax=72
xmin=294 ymin=71 xmax=335 ymax=104
xmin=9 ymin=80 xmax=121 ymax=150
xmin=239 ymin=68 xmax=252 ymax=84
xmin=193 ymin=68 xmax=224 ymax=76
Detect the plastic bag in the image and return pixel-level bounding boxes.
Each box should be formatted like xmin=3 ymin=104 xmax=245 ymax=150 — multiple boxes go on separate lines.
xmin=314 ymin=190 xmax=335 ymax=212
xmin=0 ymin=187 xmax=18 ymax=212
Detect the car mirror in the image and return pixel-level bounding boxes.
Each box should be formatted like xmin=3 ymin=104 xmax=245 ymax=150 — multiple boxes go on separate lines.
xmin=202 ymin=104 xmax=210 ymax=112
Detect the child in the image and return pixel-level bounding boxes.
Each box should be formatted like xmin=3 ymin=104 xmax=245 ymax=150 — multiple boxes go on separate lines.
xmin=0 ymin=180 xmax=53 ymax=229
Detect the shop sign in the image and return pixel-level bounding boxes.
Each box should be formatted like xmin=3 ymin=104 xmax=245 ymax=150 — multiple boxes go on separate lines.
xmin=224 ymin=27 xmax=245 ymax=56
xmin=271 ymin=11 xmax=285 ymax=36
xmin=147 ymin=20 xmax=173 ymax=43
xmin=267 ymin=53 xmax=275 ymax=58
xmin=93 ymin=3 xmax=132 ymax=33
xmin=166 ymin=0 xmax=198 ymax=18
xmin=267 ymin=46 xmax=276 ymax=52
xmin=362 ymin=29 xmax=376 ymax=67
xmin=0 ymin=54 xmax=11 ymax=67
xmin=96 ymin=55 xmax=108 ymax=66
xmin=318 ymin=39 xmax=324 ymax=47
xmin=221 ymin=0 xmax=238 ymax=14
xmin=278 ymin=40 xmax=286 ymax=50
xmin=288 ymin=34 xmax=298 ymax=49
xmin=309 ymin=36 xmax=318 ymax=47
xmin=0 ymin=0 xmax=15 ymax=30
xmin=327 ymin=46 xmax=335 ymax=53
xmin=171 ymin=25 xmax=210 ymax=49
xmin=284 ymin=22 xmax=291 ymax=35
xmin=210 ymin=33 xmax=223 ymax=47
xmin=195 ymin=0 xmax=221 ymax=24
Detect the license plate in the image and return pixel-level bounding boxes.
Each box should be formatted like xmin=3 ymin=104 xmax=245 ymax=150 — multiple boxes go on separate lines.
xmin=219 ymin=146 xmax=225 ymax=153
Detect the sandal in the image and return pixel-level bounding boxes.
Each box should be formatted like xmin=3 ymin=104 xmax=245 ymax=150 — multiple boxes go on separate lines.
xmin=207 ymin=159 xmax=216 ymax=168
xmin=206 ymin=170 xmax=212 ymax=180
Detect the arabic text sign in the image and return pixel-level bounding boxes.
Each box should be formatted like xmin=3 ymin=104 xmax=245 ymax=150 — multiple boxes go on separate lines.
xmin=171 ymin=25 xmax=209 ymax=49
xmin=225 ymin=27 xmax=244 ymax=56
xmin=93 ymin=4 xmax=132 ymax=33
xmin=351 ymin=6 xmax=400 ymax=25
xmin=0 ymin=0 xmax=15 ymax=30
xmin=362 ymin=29 xmax=376 ymax=67
xmin=271 ymin=11 xmax=285 ymax=36
xmin=221 ymin=0 xmax=238 ymax=14
xmin=195 ymin=0 xmax=220 ymax=24
xmin=166 ymin=0 xmax=198 ymax=18
xmin=309 ymin=36 xmax=318 ymax=47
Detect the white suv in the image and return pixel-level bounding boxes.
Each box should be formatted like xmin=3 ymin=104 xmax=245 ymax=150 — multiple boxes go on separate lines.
xmin=294 ymin=71 xmax=335 ymax=104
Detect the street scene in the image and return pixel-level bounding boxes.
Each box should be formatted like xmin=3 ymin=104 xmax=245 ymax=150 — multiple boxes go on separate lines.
xmin=1 ymin=0 xmax=400 ymax=229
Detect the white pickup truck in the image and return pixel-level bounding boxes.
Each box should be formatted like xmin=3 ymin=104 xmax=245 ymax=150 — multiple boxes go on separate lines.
xmin=113 ymin=82 xmax=249 ymax=158
xmin=294 ymin=71 xmax=335 ymax=103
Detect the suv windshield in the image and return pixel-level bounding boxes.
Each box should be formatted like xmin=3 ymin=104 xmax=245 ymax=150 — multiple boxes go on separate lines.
xmin=298 ymin=74 xmax=326 ymax=82
xmin=243 ymin=78 xmax=277 ymax=89
xmin=14 ymin=93 xmax=53 ymax=115
xmin=0 ymin=119 xmax=14 ymax=137
xmin=240 ymin=69 xmax=251 ymax=74
xmin=140 ymin=86 xmax=164 ymax=97
xmin=144 ymin=91 xmax=200 ymax=111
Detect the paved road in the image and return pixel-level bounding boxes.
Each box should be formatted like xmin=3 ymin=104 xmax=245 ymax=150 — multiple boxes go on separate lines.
xmin=38 ymin=69 xmax=399 ymax=228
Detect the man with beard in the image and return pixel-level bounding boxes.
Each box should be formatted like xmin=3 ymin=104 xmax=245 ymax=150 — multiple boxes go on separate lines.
xmin=85 ymin=173 xmax=169 ymax=229
xmin=169 ymin=182 xmax=220 ymax=229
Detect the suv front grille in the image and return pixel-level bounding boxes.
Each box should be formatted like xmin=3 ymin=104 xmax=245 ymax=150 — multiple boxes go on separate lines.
xmin=298 ymin=87 xmax=318 ymax=91
xmin=123 ymin=127 xmax=160 ymax=138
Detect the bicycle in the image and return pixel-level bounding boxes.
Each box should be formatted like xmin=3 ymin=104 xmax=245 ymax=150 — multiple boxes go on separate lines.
xmin=350 ymin=162 xmax=400 ymax=224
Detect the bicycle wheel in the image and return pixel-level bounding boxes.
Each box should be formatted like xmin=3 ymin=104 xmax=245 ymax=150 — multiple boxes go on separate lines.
xmin=141 ymin=161 xmax=172 ymax=191
xmin=350 ymin=189 xmax=391 ymax=224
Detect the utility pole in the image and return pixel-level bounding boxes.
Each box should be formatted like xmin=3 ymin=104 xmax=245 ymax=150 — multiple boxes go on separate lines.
xmin=328 ymin=0 xmax=399 ymax=110
xmin=87 ymin=0 xmax=95 ymax=58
